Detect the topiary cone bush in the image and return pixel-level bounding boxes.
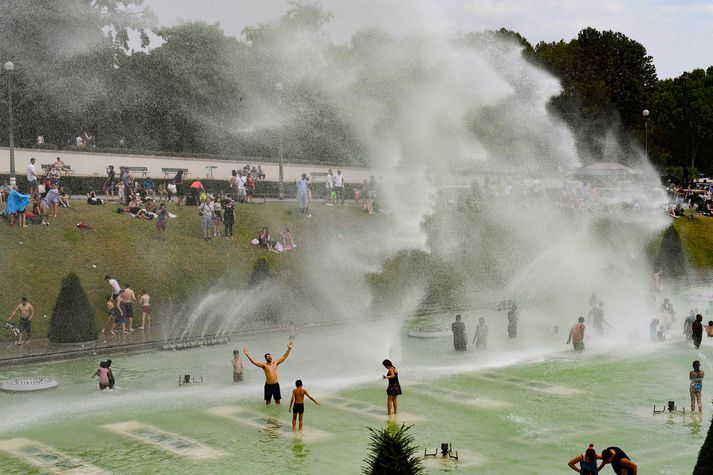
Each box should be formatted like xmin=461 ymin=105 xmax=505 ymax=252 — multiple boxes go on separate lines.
xmin=362 ymin=424 xmax=424 ymax=475
xmin=694 ymin=415 xmax=713 ymax=474
xmin=249 ymin=257 xmax=280 ymax=323
xmin=249 ymin=256 xmax=270 ymax=287
xmin=48 ymin=272 xmax=97 ymax=343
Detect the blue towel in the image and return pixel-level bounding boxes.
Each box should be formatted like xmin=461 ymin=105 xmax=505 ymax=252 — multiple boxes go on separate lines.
xmin=2 ymin=189 xmax=30 ymax=215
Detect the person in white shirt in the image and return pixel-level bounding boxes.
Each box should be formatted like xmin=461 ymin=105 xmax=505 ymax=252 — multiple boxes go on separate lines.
xmin=237 ymin=172 xmax=247 ymax=202
xmin=325 ymin=169 xmax=334 ymax=206
xmin=26 ymin=158 xmax=38 ymax=193
xmin=333 ymin=170 xmax=344 ymax=205
xmin=105 ymin=276 xmax=121 ymax=301
xmin=199 ymin=195 xmax=215 ymax=240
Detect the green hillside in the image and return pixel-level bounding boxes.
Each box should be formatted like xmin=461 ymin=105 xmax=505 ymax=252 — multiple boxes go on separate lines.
xmin=0 ymin=199 xmax=367 ymax=339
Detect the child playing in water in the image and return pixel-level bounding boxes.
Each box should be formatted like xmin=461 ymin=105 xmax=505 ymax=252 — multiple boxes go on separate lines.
xmin=706 ymin=321 xmax=713 ymax=337
xmin=139 ymin=290 xmax=151 ymax=330
xmin=91 ymin=361 xmax=110 ymax=390
xmin=106 ymin=359 xmax=115 ymax=389
xmin=232 ymin=350 xmax=243 ymax=382
xmin=289 ymin=380 xmax=320 ymax=432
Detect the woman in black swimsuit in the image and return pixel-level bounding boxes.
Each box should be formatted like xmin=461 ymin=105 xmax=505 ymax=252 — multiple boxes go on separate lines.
xmin=382 ymin=359 xmax=402 ymax=416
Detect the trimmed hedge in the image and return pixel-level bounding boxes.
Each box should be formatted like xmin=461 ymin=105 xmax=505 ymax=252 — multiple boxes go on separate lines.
xmin=694 ymin=416 xmax=713 ymax=474
xmin=48 ymin=273 xmax=97 ymax=343
xmin=0 ymin=174 xmax=356 ymax=200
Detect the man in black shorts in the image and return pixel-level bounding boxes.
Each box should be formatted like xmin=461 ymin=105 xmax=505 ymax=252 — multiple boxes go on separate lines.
xmin=6 ymin=297 xmax=33 ymax=346
xmin=244 ymin=342 xmax=293 ymax=405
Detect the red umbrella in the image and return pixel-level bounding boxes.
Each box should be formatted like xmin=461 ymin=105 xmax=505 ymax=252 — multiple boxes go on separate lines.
xmin=190 ymin=181 xmax=203 ymax=189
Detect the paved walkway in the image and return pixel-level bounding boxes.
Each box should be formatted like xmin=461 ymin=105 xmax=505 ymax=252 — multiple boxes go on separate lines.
xmin=0 ymin=147 xmax=373 ymax=184
xmin=0 ymin=330 xmax=162 ymax=365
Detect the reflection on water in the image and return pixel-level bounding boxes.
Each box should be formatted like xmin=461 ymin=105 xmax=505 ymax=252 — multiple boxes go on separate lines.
xmin=685 ymin=414 xmax=703 ymax=436
xmin=291 ymin=440 xmax=310 ymax=461
xmin=259 ymin=417 xmax=282 ymax=444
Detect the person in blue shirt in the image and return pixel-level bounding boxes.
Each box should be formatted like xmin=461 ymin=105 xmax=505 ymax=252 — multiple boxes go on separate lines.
xmin=143 ymin=178 xmax=155 ymax=199
xmin=568 ymin=445 xmax=601 ymax=474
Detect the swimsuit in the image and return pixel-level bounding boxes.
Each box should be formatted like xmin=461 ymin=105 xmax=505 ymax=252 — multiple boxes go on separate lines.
xmin=691 ymin=371 xmax=703 ymax=393
xmin=264 ymin=383 xmax=281 ymax=402
xmin=293 ymin=403 xmax=304 ymax=414
xmin=123 ymin=302 xmax=134 ymax=318
xmin=606 ymin=447 xmax=631 ymax=475
xmin=18 ymin=318 xmax=31 ymax=334
xmin=579 ymin=456 xmax=598 ymax=474
xmin=98 ymin=367 xmax=109 ymax=390
xmin=142 ymin=305 xmax=150 ymax=314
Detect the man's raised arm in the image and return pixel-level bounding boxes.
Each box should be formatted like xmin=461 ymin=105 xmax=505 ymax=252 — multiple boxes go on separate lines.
xmin=243 ymin=348 xmax=264 ymax=368
xmin=276 ymin=342 xmax=293 ymax=365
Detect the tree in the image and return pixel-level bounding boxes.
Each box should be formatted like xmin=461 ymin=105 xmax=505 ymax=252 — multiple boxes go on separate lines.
xmin=362 ymin=424 xmax=424 ymax=475
xmin=48 ymin=273 xmax=97 ymax=343
xmin=249 ymin=257 xmax=271 ymax=287
xmin=651 ymin=69 xmax=713 ymax=173
xmin=0 ymin=0 xmax=153 ymax=148
xmin=534 ymin=28 xmax=658 ymax=162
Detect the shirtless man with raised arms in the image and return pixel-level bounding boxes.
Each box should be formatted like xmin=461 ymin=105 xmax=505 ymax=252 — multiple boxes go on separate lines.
xmin=244 ymin=342 xmax=293 ymax=405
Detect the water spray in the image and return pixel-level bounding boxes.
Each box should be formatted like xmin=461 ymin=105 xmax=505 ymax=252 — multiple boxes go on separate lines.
xmin=161 ymin=336 xmax=231 ymax=351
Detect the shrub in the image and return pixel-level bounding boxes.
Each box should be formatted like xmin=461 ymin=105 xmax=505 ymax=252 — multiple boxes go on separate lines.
xmin=694 ymin=416 xmax=713 ymax=474
xmin=249 ymin=256 xmax=271 ymax=287
xmin=362 ymin=424 xmax=424 ymax=475
xmin=48 ymin=273 xmax=97 ymax=343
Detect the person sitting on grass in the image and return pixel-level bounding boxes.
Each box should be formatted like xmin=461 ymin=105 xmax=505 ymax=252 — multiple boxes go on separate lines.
xmin=87 ymin=191 xmax=104 ymax=205
xmin=58 ymin=186 xmax=71 ymax=208
xmin=127 ymin=197 xmax=150 ymax=219
xmin=31 ymin=193 xmax=47 ymax=217
xmin=258 ymin=226 xmax=274 ymax=251
xmin=281 ymin=228 xmax=295 ymax=251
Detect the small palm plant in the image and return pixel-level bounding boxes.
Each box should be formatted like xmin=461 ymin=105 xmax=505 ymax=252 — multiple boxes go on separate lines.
xmin=362 ymin=424 xmax=424 ymax=475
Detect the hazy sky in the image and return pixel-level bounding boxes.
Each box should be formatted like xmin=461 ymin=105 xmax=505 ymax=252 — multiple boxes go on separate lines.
xmin=144 ymin=0 xmax=713 ymax=79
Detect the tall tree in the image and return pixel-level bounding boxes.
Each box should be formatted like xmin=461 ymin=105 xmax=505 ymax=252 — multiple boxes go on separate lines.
xmin=534 ymin=28 xmax=658 ymax=162
xmin=651 ymin=68 xmax=713 ymax=173
xmin=0 ymin=0 xmax=153 ymax=148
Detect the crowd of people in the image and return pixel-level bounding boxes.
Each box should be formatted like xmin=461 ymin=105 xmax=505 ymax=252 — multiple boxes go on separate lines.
xmin=0 ymin=157 xmax=76 ymax=225
xmin=102 ymin=276 xmax=151 ymax=336
xmin=663 ymin=178 xmax=713 ymax=219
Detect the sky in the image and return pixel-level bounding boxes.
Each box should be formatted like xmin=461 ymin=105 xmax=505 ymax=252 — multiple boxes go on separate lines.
xmin=143 ymin=0 xmax=713 ymax=79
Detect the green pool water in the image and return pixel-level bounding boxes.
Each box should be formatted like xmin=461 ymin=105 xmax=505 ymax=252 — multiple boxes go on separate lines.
xmin=0 ymin=320 xmax=708 ymax=474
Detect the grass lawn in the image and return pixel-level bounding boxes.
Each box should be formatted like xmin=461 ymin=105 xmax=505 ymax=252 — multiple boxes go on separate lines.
xmin=0 ymin=198 xmax=373 ymax=340
xmin=673 ymin=215 xmax=713 ymax=267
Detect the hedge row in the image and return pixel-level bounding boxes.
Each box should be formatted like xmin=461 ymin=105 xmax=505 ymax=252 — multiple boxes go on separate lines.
xmin=0 ymin=174 xmax=357 ymax=200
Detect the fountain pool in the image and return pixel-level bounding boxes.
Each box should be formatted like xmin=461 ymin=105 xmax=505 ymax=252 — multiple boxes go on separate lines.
xmin=0 ymin=315 xmax=707 ymax=474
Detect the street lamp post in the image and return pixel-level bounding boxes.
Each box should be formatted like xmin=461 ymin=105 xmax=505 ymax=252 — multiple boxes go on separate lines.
xmin=642 ymin=109 xmax=649 ymax=160
xmin=4 ymin=61 xmax=15 ymax=187
xmin=275 ymin=82 xmax=285 ymax=200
